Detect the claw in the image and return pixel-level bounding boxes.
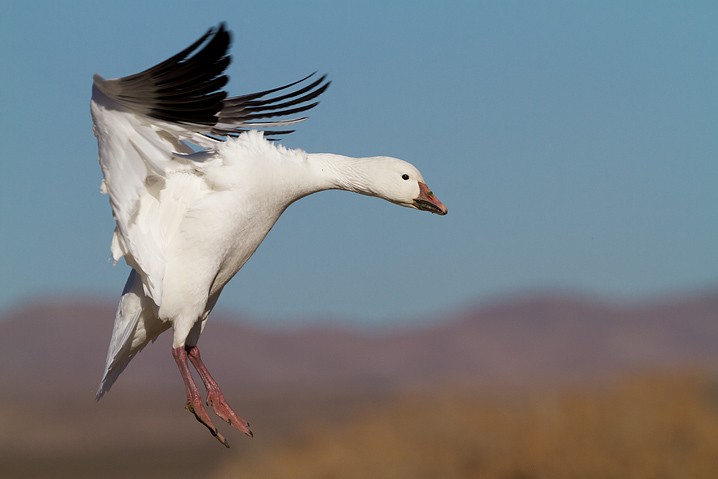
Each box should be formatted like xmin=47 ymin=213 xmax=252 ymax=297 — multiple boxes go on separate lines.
xmin=186 ymin=400 xmax=230 ymax=447
xmin=207 ymin=391 xmax=253 ymax=437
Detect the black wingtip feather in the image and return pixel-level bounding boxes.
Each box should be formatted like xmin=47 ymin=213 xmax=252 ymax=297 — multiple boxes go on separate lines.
xmin=94 ymin=23 xmax=231 ymax=126
xmin=213 ymin=73 xmax=331 ymax=136
xmin=94 ymin=23 xmax=330 ymax=138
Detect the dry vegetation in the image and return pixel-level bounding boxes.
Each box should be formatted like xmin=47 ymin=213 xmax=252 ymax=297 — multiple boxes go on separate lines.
xmin=2 ymin=372 xmax=718 ymax=479
xmin=217 ymin=372 xmax=718 ymax=479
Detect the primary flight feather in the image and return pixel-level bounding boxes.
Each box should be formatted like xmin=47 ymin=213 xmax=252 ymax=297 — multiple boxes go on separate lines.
xmin=92 ymin=23 xmax=447 ymax=447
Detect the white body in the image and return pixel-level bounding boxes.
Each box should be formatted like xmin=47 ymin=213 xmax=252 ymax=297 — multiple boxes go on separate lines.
xmin=91 ymin=24 xmax=445 ymax=400
xmin=92 ymin=98 xmax=429 ymax=397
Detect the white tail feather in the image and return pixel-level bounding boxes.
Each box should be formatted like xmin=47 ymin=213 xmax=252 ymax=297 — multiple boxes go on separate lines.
xmin=96 ymin=269 xmax=169 ymax=399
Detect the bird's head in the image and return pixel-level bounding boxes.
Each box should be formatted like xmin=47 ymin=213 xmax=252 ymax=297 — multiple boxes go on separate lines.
xmin=368 ymin=157 xmax=448 ymax=215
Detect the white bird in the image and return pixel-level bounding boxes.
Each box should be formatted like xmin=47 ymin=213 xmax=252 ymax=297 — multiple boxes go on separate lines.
xmin=91 ymin=23 xmax=447 ymax=447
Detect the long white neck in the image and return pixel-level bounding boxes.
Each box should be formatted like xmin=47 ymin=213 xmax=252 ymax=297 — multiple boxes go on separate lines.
xmin=305 ymin=153 xmax=381 ymax=197
xmin=216 ymin=133 xmax=408 ymax=209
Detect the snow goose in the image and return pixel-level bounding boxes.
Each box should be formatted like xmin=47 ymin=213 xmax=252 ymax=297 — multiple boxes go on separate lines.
xmin=91 ymin=23 xmax=447 ymax=447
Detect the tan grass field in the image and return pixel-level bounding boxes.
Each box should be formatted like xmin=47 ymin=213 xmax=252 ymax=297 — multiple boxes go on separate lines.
xmin=2 ymin=372 xmax=717 ymax=478
xmin=218 ymin=372 xmax=718 ymax=479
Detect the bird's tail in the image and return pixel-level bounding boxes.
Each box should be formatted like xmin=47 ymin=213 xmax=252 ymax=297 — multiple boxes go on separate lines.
xmin=96 ymin=269 xmax=169 ymax=400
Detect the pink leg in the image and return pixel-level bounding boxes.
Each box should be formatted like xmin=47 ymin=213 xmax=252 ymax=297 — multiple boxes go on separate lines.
xmin=172 ymin=347 xmax=230 ymax=447
xmin=186 ymin=345 xmax=253 ymax=437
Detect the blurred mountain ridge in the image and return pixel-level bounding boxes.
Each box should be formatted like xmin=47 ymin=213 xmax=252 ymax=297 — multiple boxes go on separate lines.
xmin=1 ymin=290 xmax=717 ymax=397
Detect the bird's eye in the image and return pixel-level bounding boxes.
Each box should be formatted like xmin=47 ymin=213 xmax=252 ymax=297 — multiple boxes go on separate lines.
xmin=401 ymin=174 xmax=410 ymax=180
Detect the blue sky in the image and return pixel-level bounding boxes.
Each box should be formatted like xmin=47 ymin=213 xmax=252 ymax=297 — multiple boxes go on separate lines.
xmin=1 ymin=1 xmax=716 ymax=326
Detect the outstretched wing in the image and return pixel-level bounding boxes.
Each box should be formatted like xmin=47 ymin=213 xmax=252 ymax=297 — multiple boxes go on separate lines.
xmin=93 ymin=22 xmax=330 ymax=141
xmin=91 ymin=23 xmax=330 ymax=304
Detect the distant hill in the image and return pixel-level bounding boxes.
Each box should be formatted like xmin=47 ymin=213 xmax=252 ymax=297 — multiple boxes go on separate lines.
xmin=1 ymin=291 xmax=717 ymax=397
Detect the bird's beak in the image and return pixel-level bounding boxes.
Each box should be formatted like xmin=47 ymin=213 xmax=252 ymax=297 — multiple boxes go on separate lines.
xmin=414 ymin=182 xmax=448 ymax=215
